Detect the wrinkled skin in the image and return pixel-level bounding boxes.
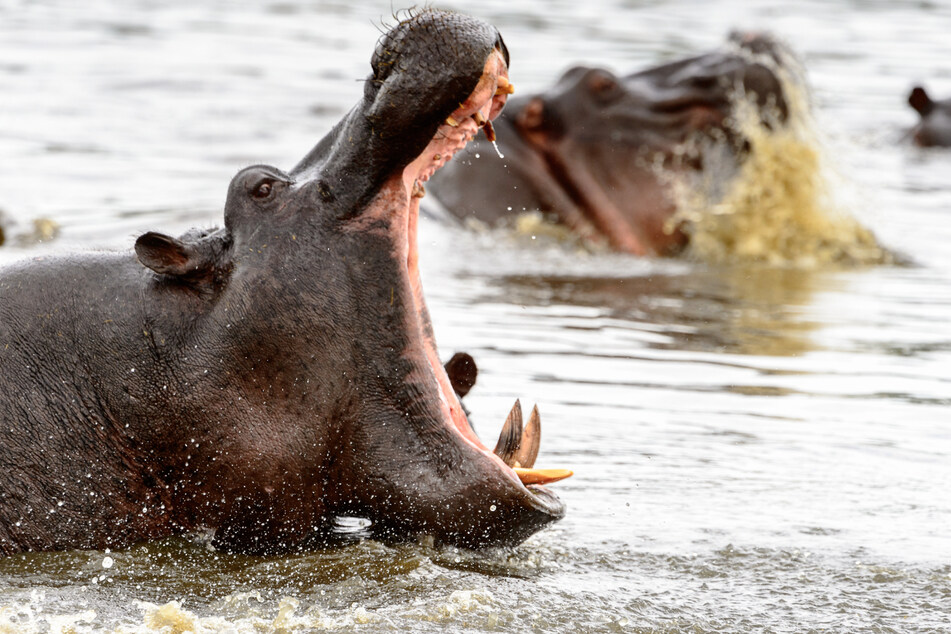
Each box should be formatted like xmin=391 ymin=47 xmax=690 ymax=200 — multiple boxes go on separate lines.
xmin=908 ymin=85 xmax=951 ymax=147
xmin=428 ymin=32 xmax=791 ymax=256
xmin=0 ymin=9 xmax=564 ymax=556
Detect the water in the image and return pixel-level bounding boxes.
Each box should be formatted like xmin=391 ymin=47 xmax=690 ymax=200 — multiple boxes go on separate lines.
xmin=1 ymin=0 xmax=950 ymax=631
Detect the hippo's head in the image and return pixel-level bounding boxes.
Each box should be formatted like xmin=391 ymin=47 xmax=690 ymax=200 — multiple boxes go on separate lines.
xmin=509 ymin=32 xmax=792 ymax=255
xmin=132 ymin=9 xmax=566 ymax=552
xmin=908 ymin=86 xmax=951 ymax=148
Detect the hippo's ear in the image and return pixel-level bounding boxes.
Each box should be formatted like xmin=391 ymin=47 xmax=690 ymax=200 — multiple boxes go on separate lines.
xmin=135 ymin=231 xmax=210 ymax=278
xmin=909 ymin=86 xmax=934 ymax=116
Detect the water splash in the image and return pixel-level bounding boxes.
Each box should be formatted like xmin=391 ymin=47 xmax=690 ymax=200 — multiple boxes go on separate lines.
xmin=665 ymin=42 xmax=894 ymax=268
xmin=491 ymin=140 xmax=505 ymax=159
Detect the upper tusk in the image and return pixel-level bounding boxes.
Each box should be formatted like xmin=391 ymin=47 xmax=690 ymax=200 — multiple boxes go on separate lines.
xmin=482 ymin=119 xmax=497 ymax=143
xmin=445 ymin=115 xmax=460 ymax=127
xmin=496 ymin=76 xmax=515 ymax=95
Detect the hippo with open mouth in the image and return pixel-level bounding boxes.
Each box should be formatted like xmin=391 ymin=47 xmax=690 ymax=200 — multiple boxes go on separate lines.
xmin=908 ymin=85 xmax=951 ymax=147
xmin=427 ymin=32 xmax=794 ymax=256
xmin=0 ymin=9 xmax=568 ymax=556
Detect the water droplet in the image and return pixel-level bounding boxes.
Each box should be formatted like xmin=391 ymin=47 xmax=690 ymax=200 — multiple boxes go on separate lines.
xmin=102 ymin=556 xmax=114 ymax=569
xmin=490 ymin=504 xmax=497 ymax=511
xmin=491 ymin=140 xmax=505 ymax=158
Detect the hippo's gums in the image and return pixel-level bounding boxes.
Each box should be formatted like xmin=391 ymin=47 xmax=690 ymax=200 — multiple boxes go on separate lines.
xmin=0 ymin=9 xmax=570 ymax=556
xmin=908 ymin=86 xmax=951 ymax=147
xmin=428 ymin=32 xmax=794 ymax=256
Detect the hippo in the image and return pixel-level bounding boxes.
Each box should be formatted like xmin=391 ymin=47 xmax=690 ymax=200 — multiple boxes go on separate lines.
xmin=908 ymin=85 xmax=951 ymax=147
xmin=427 ymin=32 xmax=794 ymax=256
xmin=0 ymin=9 xmax=569 ymax=556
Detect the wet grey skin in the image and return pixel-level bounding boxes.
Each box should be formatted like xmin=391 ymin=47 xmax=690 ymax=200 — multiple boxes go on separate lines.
xmin=908 ymin=85 xmax=951 ymax=147
xmin=0 ymin=9 xmax=564 ymax=556
xmin=428 ymin=31 xmax=793 ymax=256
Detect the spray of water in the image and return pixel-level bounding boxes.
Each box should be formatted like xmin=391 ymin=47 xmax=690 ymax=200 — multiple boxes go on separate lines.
xmin=666 ymin=42 xmax=893 ymax=268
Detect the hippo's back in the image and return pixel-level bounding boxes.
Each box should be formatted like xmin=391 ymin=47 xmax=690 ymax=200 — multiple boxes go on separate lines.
xmin=0 ymin=252 xmax=171 ymax=555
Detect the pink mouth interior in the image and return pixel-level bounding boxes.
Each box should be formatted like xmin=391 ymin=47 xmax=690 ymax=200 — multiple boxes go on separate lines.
xmin=404 ymin=116 xmax=492 ymax=452
xmin=397 ymin=51 xmax=523 ymax=481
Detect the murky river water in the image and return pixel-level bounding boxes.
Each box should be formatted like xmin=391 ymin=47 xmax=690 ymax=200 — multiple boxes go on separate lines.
xmin=1 ymin=0 xmax=949 ymax=631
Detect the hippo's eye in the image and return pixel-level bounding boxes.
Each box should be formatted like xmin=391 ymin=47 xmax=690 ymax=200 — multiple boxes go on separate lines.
xmin=251 ymin=180 xmax=274 ymax=200
xmin=589 ymin=74 xmax=620 ymax=102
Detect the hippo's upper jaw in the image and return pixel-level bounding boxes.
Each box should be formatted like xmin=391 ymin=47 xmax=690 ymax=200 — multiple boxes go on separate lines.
xmin=0 ymin=9 xmax=566 ymax=558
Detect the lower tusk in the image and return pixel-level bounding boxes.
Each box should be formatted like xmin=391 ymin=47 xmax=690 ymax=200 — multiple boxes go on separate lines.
xmin=493 ymin=399 xmax=523 ymax=465
xmin=514 ymin=468 xmax=573 ymax=486
xmin=474 ymin=111 xmax=487 ymax=126
xmin=513 ymin=404 xmax=540 ymax=468
xmin=446 ymin=115 xmax=460 ymax=127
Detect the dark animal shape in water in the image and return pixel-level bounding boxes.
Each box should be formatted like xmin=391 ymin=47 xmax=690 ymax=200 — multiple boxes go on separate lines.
xmin=908 ymin=85 xmax=951 ymax=147
xmin=444 ymin=352 xmax=478 ymax=398
xmin=0 ymin=9 xmax=567 ymax=557
xmin=428 ymin=31 xmax=793 ymax=256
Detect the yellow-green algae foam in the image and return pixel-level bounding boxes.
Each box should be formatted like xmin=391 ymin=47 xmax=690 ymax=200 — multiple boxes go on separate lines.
xmin=666 ymin=41 xmax=893 ymax=268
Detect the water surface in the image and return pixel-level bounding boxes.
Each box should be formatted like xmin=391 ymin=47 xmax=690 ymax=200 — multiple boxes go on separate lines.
xmin=1 ymin=0 xmax=949 ymax=631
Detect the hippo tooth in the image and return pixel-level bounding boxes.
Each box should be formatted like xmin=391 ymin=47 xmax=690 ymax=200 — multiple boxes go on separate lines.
xmin=473 ymin=111 xmax=487 ymax=126
xmin=513 ymin=404 xmax=540 ymax=469
xmin=482 ymin=119 xmax=497 ymax=143
xmin=493 ymin=399 xmax=523 ymax=466
xmin=514 ymin=468 xmax=573 ymax=486
xmin=495 ymin=76 xmax=515 ymax=95
xmin=445 ymin=115 xmax=460 ymax=128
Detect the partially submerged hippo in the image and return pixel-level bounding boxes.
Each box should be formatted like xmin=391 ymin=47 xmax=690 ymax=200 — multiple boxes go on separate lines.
xmin=908 ymin=85 xmax=951 ymax=147
xmin=0 ymin=9 xmax=568 ymax=556
xmin=428 ymin=32 xmax=793 ymax=256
